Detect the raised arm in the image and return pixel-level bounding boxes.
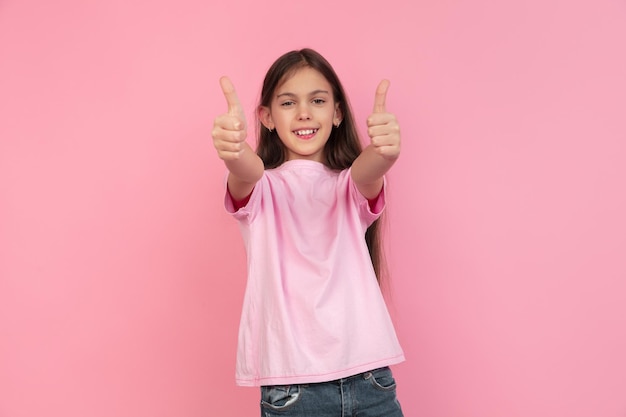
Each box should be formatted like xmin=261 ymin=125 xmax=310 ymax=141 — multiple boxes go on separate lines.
xmin=351 ymin=80 xmax=401 ymax=199
xmin=212 ymin=76 xmax=264 ymax=200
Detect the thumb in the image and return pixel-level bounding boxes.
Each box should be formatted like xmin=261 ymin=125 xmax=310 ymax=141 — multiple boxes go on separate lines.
xmin=219 ymin=76 xmax=244 ymax=118
xmin=373 ymin=79 xmax=390 ymax=114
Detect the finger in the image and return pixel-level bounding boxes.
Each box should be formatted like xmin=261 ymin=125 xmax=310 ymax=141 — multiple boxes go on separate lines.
xmin=217 ymin=150 xmax=244 ymax=161
xmin=214 ymin=114 xmax=244 ymax=131
xmin=368 ymin=125 xmax=392 ymax=139
xmin=370 ymin=134 xmax=398 ymax=147
xmin=367 ymin=112 xmax=395 ymax=127
xmin=219 ymin=76 xmax=243 ymax=117
xmin=368 ymin=120 xmax=399 ymax=135
xmin=373 ymin=79 xmax=390 ymax=114
xmin=215 ymin=138 xmax=244 ymax=153
xmin=212 ymin=126 xmax=246 ymax=143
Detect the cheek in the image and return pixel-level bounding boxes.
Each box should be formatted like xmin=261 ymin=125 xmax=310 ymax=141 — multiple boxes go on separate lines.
xmin=276 ymin=119 xmax=291 ymax=132
xmin=274 ymin=110 xmax=293 ymax=126
xmin=318 ymin=108 xmax=335 ymax=122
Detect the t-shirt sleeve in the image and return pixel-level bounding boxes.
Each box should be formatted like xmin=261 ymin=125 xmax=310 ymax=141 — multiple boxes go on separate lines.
xmin=367 ymin=188 xmax=385 ymax=214
xmin=223 ymin=171 xmax=263 ymax=223
xmin=345 ymin=168 xmax=387 ymax=226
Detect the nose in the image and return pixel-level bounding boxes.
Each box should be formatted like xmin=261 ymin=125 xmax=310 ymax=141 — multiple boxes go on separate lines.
xmin=296 ymin=103 xmax=312 ymax=120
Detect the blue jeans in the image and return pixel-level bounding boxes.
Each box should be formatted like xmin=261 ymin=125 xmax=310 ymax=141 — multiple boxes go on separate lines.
xmin=260 ymin=367 xmax=404 ymax=417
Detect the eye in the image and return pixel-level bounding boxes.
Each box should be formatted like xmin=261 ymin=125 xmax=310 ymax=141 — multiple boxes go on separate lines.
xmin=280 ymin=100 xmax=295 ymax=107
xmin=312 ymin=98 xmax=326 ymax=105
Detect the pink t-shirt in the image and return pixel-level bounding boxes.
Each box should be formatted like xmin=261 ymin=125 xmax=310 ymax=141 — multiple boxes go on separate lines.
xmin=225 ymin=159 xmax=404 ymax=387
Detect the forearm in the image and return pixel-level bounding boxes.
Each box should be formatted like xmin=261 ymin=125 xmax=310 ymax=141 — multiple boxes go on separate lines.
xmin=351 ymin=145 xmax=399 ymax=199
xmin=225 ymin=142 xmax=264 ymax=200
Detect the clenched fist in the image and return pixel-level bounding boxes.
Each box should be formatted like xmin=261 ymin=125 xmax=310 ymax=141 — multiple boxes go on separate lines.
xmin=212 ymin=77 xmax=248 ymax=161
xmin=366 ymin=80 xmax=401 ymax=161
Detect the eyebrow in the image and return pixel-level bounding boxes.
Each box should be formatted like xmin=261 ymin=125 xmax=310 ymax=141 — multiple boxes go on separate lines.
xmin=276 ymin=89 xmax=330 ymax=99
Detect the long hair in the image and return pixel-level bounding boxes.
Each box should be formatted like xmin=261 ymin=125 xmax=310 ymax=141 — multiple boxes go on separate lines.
xmin=255 ymin=48 xmax=387 ymax=284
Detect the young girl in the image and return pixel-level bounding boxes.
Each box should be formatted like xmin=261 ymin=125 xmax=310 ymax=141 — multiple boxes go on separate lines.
xmin=212 ymin=48 xmax=404 ymax=416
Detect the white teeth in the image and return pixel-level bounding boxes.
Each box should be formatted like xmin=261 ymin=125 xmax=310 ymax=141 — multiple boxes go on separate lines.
xmin=294 ymin=129 xmax=317 ymax=136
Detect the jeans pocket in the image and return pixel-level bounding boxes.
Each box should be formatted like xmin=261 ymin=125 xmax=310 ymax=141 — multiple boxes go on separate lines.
xmin=364 ymin=367 xmax=397 ymax=391
xmin=260 ymin=385 xmax=302 ymax=411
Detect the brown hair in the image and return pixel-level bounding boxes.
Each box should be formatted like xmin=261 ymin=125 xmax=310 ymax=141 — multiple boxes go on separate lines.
xmin=255 ymin=48 xmax=387 ymax=284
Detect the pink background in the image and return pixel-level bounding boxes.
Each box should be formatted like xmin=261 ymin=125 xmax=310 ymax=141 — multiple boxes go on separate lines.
xmin=1 ymin=0 xmax=625 ymax=416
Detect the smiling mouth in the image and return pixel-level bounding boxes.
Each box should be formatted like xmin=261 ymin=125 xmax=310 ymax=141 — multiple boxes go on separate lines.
xmin=293 ymin=129 xmax=318 ymax=138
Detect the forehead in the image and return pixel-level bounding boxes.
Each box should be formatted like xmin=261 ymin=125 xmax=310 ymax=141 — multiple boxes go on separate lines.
xmin=275 ymin=67 xmax=333 ymax=95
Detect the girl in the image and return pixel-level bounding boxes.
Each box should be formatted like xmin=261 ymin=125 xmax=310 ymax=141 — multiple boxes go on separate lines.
xmin=212 ymin=48 xmax=404 ymax=416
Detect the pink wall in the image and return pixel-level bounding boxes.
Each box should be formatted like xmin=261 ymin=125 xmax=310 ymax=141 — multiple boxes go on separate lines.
xmin=1 ymin=0 xmax=625 ymax=416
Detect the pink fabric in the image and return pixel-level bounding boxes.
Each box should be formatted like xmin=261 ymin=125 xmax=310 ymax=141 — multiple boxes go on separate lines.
xmin=224 ymin=160 xmax=404 ymax=387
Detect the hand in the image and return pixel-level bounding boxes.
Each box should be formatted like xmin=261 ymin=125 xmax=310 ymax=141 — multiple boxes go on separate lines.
xmin=212 ymin=77 xmax=248 ymax=161
xmin=366 ymin=80 xmax=401 ymax=160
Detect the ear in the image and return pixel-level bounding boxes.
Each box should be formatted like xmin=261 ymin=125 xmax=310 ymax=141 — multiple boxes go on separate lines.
xmin=334 ymin=103 xmax=343 ymax=127
xmin=258 ymin=106 xmax=273 ymax=130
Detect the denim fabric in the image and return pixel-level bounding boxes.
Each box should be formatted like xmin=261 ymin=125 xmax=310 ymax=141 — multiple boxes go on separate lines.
xmin=260 ymin=367 xmax=404 ymax=417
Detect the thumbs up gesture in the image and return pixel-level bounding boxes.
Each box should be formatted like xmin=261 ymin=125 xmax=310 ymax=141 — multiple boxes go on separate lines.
xmin=366 ymin=80 xmax=401 ymax=160
xmin=212 ymin=77 xmax=248 ymax=161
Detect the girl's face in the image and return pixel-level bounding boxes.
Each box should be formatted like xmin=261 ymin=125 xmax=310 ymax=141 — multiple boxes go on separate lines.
xmin=260 ymin=67 xmax=342 ymax=163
